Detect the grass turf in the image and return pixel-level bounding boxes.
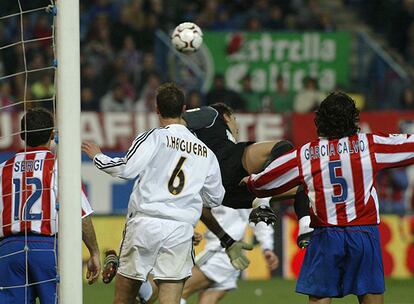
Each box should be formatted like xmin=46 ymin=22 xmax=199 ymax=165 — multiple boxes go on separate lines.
xmin=83 ymin=278 xmax=414 ymax=303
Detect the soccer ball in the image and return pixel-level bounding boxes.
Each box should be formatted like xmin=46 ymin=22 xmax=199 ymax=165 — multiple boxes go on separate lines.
xmin=171 ymin=22 xmax=203 ymax=53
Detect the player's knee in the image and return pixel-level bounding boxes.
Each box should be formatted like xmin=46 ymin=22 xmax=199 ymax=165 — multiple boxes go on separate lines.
xmin=264 ymin=140 xmax=294 ymax=168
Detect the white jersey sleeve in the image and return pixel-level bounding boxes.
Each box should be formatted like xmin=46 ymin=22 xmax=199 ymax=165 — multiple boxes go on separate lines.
xmin=253 ymin=222 xmax=274 ymax=251
xmin=201 ymin=154 xmax=224 ymax=208
xmin=93 ymin=129 xmax=159 ymax=180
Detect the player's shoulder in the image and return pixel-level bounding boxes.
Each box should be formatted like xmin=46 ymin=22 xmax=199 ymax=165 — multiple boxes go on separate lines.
xmin=183 ymin=106 xmax=219 ymax=131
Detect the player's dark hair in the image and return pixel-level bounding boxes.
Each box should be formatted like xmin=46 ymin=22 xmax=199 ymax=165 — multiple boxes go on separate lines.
xmin=20 ymin=107 xmax=54 ymax=147
xmin=210 ymin=102 xmax=234 ymax=118
xmin=156 ymin=82 xmax=185 ymax=118
xmin=314 ymin=91 xmax=360 ymax=139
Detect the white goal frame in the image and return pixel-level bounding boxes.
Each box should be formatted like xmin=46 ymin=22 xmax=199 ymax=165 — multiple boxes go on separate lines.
xmin=56 ymin=0 xmax=82 ymax=303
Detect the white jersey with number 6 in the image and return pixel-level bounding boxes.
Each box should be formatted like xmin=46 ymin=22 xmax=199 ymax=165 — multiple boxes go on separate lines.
xmin=93 ymin=124 xmax=224 ymax=226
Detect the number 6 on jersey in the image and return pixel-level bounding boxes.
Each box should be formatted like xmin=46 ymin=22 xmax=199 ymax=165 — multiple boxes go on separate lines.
xmin=168 ymin=156 xmax=187 ymax=195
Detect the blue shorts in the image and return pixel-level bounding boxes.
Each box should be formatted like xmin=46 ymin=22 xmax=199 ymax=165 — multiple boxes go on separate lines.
xmin=296 ymin=225 xmax=385 ymax=298
xmin=0 ymin=235 xmax=58 ymax=304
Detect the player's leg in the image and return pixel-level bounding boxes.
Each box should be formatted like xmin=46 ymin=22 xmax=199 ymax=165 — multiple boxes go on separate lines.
xmin=295 ymin=227 xmax=345 ymax=300
xmin=28 ymin=236 xmax=58 ymax=303
xmin=308 ymin=296 xmax=332 ymax=304
xmin=115 ymin=217 xmax=159 ymax=304
xmin=198 ymin=290 xmax=227 ymax=304
xmin=295 ymin=185 xmax=314 ymax=248
xmin=153 ymin=220 xmax=194 ymax=304
xmin=0 ymin=236 xmax=33 ymax=303
xmin=242 ymin=140 xmax=295 ymax=174
xmin=157 ymin=279 xmax=186 ymax=304
xmin=342 ymin=226 xmax=385 ymax=303
xmin=136 ymin=274 xmax=158 ymax=304
xmin=357 ymin=294 xmax=384 ymax=304
xmin=181 ymin=265 xmax=212 ymax=300
xmin=243 ymin=140 xmax=313 ymax=246
xmin=114 ymin=274 xmax=142 ymax=304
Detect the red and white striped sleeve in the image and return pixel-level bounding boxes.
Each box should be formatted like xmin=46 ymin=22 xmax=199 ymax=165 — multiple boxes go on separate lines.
xmin=371 ymin=133 xmax=414 ymax=170
xmin=81 ymin=184 xmax=93 ymax=218
xmin=247 ymin=149 xmax=302 ymax=197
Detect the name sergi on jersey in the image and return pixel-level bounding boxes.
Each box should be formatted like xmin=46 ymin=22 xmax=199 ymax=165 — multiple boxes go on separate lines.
xmin=248 ymin=133 xmax=414 ymax=227
xmin=0 ymin=148 xmax=93 ymax=238
xmin=94 ymin=124 xmax=224 ymax=226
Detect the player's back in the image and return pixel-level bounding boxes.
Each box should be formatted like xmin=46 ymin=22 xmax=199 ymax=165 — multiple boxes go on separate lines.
xmin=183 ymin=107 xmax=236 ymax=159
xmin=298 ymin=132 xmax=414 ymax=227
xmin=0 ymin=148 xmax=56 ymax=237
xmin=130 ymin=124 xmax=223 ymax=226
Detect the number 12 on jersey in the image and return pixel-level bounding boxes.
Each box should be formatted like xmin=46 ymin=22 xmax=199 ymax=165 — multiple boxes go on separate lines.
xmin=168 ymin=156 xmax=187 ymax=195
xmin=328 ymin=160 xmax=348 ymax=203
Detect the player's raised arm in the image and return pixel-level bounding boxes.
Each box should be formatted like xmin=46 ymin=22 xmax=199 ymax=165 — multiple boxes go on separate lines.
xmin=247 ymin=149 xmax=302 ymax=197
xmin=82 ymin=129 xmax=159 ymax=179
xmin=371 ymin=133 xmax=414 ymax=170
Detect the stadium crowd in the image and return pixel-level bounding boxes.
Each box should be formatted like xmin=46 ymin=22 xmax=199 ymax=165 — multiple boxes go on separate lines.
xmin=0 ymin=0 xmax=413 ymax=112
xmin=2 ymin=0 xmax=334 ymax=113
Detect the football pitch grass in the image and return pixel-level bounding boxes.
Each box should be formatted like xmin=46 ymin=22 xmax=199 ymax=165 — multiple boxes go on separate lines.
xmin=83 ymin=278 xmax=414 ymax=303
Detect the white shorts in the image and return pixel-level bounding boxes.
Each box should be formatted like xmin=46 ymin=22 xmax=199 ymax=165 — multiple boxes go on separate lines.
xmin=196 ymin=250 xmax=240 ymax=291
xmin=118 ymin=216 xmax=194 ymax=281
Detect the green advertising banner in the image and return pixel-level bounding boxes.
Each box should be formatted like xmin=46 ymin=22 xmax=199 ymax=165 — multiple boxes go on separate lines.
xmin=203 ymin=32 xmax=351 ymax=93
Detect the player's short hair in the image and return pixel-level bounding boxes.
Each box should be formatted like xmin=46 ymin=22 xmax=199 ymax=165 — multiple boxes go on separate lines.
xmin=210 ymin=103 xmax=234 ymax=118
xmin=20 ymin=107 xmax=54 ymax=147
xmin=314 ymin=91 xmax=360 ymax=139
xmin=156 ymin=83 xmax=185 ymax=118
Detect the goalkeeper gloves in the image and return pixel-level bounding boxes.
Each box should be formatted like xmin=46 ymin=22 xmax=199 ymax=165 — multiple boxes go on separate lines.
xmin=225 ymin=241 xmax=254 ymax=270
xmin=102 ymin=250 xmax=119 ymax=284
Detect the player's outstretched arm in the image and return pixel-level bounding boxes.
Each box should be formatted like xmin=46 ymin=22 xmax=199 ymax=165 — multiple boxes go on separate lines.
xmin=82 ymin=215 xmax=101 ymax=285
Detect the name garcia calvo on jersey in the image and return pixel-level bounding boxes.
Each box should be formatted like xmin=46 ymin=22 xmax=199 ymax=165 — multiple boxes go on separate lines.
xmin=304 ymin=139 xmax=366 ymax=161
xmin=166 ymin=135 xmax=208 ymax=157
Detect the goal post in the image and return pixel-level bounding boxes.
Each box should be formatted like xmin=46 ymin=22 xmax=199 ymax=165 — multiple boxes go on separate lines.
xmin=56 ymin=0 xmax=82 ymax=303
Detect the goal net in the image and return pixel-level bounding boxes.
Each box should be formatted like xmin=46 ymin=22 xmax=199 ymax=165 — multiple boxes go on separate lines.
xmin=0 ymin=0 xmax=82 ymax=303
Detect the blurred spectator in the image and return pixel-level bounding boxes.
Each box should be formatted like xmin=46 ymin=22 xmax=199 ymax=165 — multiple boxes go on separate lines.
xmin=206 ymin=74 xmax=245 ymax=111
xmin=32 ymin=15 xmax=52 ymax=47
xmin=293 ymin=77 xmax=325 ymax=113
xmin=31 ymin=73 xmax=54 ymax=100
xmin=267 ymin=76 xmax=294 ymax=113
xmin=88 ymin=0 xmax=119 ymax=20
xmin=0 ymin=81 xmax=15 ymax=112
xmin=81 ymin=64 xmax=105 ymax=101
xmin=246 ymin=17 xmax=263 ymax=31
xmin=186 ymin=90 xmax=203 ymax=109
xmin=100 ymin=82 xmax=134 ymax=112
xmin=119 ymin=35 xmax=142 ymax=76
xmin=81 ymin=87 xmax=99 ymax=111
xmin=1 ymin=0 xmax=338 ymax=110
xmin=115 ymin=71 xmax=136 ymax=101
xmin=377 ymin=168 xmax=409 ymax=216
xmin=83 ymin=16 xmax=114 ymax=74
xmin=240 ymin=75 xmax=263 ymax=112
xmin=266 ymin=5 xmax=285 ymax=30
xmin=400 ymin=87 xmax=414 ymax=109
xmin=135 ymin=53 xmax=161 ymax=91
xmin=135 ymin=73 xmax=161 ymax=112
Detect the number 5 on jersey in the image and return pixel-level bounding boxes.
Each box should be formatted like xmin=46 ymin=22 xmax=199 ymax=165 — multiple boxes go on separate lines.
xmin=168 ymin=156 xmax=187 ymax=195
xmin=328 ymin=160 xmax=348 ymax=203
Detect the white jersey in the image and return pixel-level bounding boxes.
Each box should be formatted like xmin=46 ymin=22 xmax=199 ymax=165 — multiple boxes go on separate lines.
xmin=203 ymin=205 xmax=274 ymax=252
xmin=94 ymin=124 xmax=224 ymax=226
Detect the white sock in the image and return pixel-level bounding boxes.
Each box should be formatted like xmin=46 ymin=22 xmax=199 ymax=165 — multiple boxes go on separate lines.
xmin=137 ymin=280 xmax=153 ymax=302
xmin=180 ymin=299 xmax=187 ymax=304
xmin=252 ymin=197 xmax=271 ymax=208
xmin=298 ymin=216 xmax=313 ymax=236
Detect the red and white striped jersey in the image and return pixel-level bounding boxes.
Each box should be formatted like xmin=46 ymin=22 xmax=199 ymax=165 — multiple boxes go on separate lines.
xmin=0 ymin=147 xmax=93 ymax=237
xmin=248 ymin=133 xmax=414 ymax=227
